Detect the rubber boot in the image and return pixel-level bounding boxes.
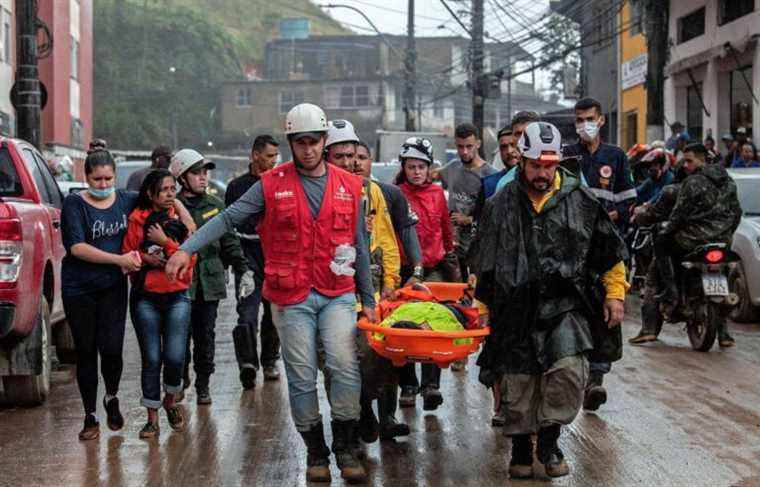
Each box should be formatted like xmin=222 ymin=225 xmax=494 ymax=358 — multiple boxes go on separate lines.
xmin=537 ymin=424 xmax=569 ymax=478
xmin=331 ymin=420 xmax=368 ymax=483
xmin=358 ymin=394 xmax=379 ymax=444
xmin=583 ymin=371 xmax=607 ymax=411
xmin=298 ymin=423 xmax=331 ymax=483
xmin=379 ymin=385 xmax=410 ymax=441
xmin=630 ymin=298 xmax=661 ymax=344
xmin=508 ymin=434 xmax=534 ymax=479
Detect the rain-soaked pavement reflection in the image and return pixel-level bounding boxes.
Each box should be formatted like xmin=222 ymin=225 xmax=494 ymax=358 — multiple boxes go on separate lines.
xmin=2 ymin=295 xmax=760 ymax=486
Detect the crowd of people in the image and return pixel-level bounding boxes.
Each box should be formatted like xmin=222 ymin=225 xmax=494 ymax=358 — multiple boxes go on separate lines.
xmin=58 ymin=96 xmax=744 ymax=482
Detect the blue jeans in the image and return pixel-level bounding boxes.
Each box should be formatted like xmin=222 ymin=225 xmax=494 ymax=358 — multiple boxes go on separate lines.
xmin=271 ymin=291 xmax=360 ymax=432
xmin=131 ymin=291 xmax=192 ymax=409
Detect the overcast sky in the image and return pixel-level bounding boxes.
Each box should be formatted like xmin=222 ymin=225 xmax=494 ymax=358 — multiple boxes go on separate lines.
xmin=314 ymin=0 xmax=552 ymax=87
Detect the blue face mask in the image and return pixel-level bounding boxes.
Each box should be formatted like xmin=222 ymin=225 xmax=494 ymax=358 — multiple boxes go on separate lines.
xmin=88 ymin=186 xmax=116 ymax=200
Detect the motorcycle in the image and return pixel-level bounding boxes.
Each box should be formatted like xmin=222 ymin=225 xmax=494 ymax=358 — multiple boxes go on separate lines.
xmin=628 ymin=225 xmax=654 ymax=291
xmin=643 ymin=225 xmax=740 ymax=351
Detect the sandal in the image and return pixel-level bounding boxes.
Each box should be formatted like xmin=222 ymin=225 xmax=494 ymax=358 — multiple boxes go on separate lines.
xmin=139 ymin=421 xmax=160 ymax=439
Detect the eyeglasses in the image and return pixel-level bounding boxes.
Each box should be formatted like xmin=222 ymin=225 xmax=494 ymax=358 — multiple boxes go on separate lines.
xmin=402 ymin=137 xmax=433 ymax=158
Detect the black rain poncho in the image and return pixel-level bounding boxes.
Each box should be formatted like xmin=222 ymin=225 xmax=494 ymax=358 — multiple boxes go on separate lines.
xmin=470 ymin=168 xmax=628 ymax=382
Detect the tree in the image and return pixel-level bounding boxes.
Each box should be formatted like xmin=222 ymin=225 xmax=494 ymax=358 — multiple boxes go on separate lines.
xmin=536 ymin=13 xmax=581 ymax=99
xmin=93 ymin=0 xmax=243 ymax=148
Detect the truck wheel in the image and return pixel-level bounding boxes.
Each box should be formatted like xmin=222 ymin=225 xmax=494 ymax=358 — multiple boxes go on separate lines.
xmin=2 ymin=296 xmax=51 ymax=406
xmin=730 ymin=265 xmax=759 ymax=323
xmin=53 ymin=320 xmax=77 ymax=364
xmin=687 ymin=304 xmax=718 ymax=352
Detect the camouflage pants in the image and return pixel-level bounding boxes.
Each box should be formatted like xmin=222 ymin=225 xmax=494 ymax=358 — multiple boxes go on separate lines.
xmin=640 ymin=261 xmax=664 ymax=336
xmin=501 ymin=354 xmax=588 ymax=436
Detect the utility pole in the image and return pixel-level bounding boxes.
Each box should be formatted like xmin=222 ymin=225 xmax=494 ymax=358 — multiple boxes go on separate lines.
xmin=404 ymin=0 xmax=416 ymax=131
xmin=14 ymin=0 xmax=41 ymax=148
xmin=644 ymin=0 xmax=668 ymax=141
xmin=471 ymin=0 xmax=485 ymax=154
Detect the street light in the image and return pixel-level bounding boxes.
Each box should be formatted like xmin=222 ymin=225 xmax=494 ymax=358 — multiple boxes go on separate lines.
xmin=169 ymin=66 xmax=178 ymax=148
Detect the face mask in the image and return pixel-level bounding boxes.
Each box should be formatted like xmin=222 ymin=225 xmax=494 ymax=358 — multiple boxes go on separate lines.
xmin=576 ymin=121 xmax=600 ymax=141
xmin=88 ymin=186 xmax=115 ymax=200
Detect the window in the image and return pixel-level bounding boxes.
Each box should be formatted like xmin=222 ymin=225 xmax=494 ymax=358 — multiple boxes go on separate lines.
xmin=236 ymin=87 xmax=252 ymax=107
xmin=70 ymin=38 xmax=79 ymax=80
xmin=687 ymin=82 xmax=703 ymax=143
xmin=70 ymin=118 xmax=84 ymax=148
xmin=355 ymin=86 xmax=369 ymax=107
xmin=323 ymin=86 xmax=340 ymax=109
xmin=678 ymin=8 xmax=705 ymax=44
xmin=21 ymin=148 xmax=51 ymax=204
xmin=730 ymin=66 xmax=753 ymax=138
xmin=1 ymin=9 xmax=11 ymax=65
xmin=33 ymin=152 xmax=62 ymax=209
xmin=630 ymin=2 xmax=644 ymax=36
xmin=279 ymin=90 xmax=304 ymax=114
xmin=0 ymin=146 xmax=23 ymax=196
xmin=719 ymin=0 xmax=754 ymax=25
xmin=624 ymin=111 xmax=638 ymax=150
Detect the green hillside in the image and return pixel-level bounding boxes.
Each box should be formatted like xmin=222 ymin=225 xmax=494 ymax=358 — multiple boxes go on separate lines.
xmin=94 ymin=0 xmax=350 ymax=149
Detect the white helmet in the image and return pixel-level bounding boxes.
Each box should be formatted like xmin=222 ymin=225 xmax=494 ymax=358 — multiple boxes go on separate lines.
xmin=325 ymin=119 xmax=360 ymax=148
xmin=517 ymin=122 xmax=562 ymax=163
xmin=284 ymin=103 xmax=329 ymax=140
xmin=170 ymin=148 xmax=215 ymax=179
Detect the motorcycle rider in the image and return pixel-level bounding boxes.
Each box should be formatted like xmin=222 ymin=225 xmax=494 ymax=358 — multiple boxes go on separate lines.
xmin=635 ymin=149 xmax=674 ymax=205
xmin=471 ymin=122 xmax=628 ymax=478
xmin=649 ymin=143 xmax=742 ymax=347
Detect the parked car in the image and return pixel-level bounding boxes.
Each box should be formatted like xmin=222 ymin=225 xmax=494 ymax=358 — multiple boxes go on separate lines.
xmin=56 ymin=180 xmax=88 ymax=196
xmin=728 ymin=168 xmax=760 ymax=322
xmin=0 ymin=137 xmax=69 ymax=406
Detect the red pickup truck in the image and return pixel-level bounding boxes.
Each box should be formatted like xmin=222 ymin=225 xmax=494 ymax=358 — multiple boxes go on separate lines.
xmin=0 ymin=137 xmax=70 ymax=406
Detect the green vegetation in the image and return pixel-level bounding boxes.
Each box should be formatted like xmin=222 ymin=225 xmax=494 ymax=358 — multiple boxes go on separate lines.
xmin=94 ymin=0 xmax=348 ymax=149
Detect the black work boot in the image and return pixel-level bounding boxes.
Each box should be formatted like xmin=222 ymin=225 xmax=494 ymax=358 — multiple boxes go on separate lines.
xmin=508 ymin=434 xmax=534 ymax=479
xmin=331 ymin=420 xmax=368 ymax=483
xmin=298 ymin=423 xmax=331 ymax=483
xmin=398 ymin=386 xmax=417 ymax=408
xmin=358 ymin=394 xmax=379 ymax=444
xmin=583 ymin=371 xmax=607 ymax=411
xmin=537 ymin=424 xmax=569 ymax=478
xmin=196 ymin=377 xmax=212 ymax=405
xmin=422 ymin=386 xmax=443 ymax=411
xmin=378 ymin=385 xmax=410 ymax=441
xmin=718 ymin=322 xmax=736 ymax=348
xmin=239 ymin=365 xmax=257 ymax=390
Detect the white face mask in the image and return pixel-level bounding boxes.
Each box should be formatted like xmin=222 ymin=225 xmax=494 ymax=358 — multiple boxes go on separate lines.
xmin=576 ymin=121 xmax=600 ymax=141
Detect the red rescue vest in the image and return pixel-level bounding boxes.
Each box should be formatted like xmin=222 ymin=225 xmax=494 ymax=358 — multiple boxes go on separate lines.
xmin=259 ymin=162 xmax=363 ymax=306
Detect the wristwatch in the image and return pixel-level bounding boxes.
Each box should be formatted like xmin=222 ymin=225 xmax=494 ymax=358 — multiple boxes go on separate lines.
xmin=412 ymin=265 xmax=424 ymax=280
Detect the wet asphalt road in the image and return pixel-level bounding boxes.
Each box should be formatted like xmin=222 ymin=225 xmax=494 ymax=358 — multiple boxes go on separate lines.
xmin=1 ymin=294 xmax=760 ymax=487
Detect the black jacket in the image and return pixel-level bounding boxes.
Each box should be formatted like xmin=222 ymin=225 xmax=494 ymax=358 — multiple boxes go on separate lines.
xmin=471 ymin=168 xmax=628 ymax=380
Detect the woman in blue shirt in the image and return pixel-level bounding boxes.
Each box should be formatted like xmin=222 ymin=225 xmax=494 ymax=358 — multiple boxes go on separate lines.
xmin=61 ymin=150 xmax=193 ymax=441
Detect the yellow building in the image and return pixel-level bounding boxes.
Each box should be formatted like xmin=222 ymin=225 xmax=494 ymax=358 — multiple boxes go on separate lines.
xmin=619 ymin=1 xmax=648 ymax=151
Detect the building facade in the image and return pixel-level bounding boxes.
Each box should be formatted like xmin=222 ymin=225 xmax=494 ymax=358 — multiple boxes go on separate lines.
xmin=664 ymin=0 xmax=759 ymax=143
xmin=0 ymin=0 xmax=93 ymax=160
xmin=220 ymin=33 xmax=560 ymax=155
xmin=618 ymin=0 xmax=648 ymax=150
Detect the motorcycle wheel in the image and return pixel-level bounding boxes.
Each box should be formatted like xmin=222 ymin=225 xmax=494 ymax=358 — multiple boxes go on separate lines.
xmin=686 ymin=303 xmax=719 ymax=352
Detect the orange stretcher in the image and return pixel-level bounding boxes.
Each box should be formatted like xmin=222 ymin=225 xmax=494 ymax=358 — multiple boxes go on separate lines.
xmin=357 ymin=282 xmax=490 ymax=368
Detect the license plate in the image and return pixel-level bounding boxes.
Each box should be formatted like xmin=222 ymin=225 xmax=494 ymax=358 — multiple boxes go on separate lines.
xmin=702 ymin=273 xmax=729 ymax=296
